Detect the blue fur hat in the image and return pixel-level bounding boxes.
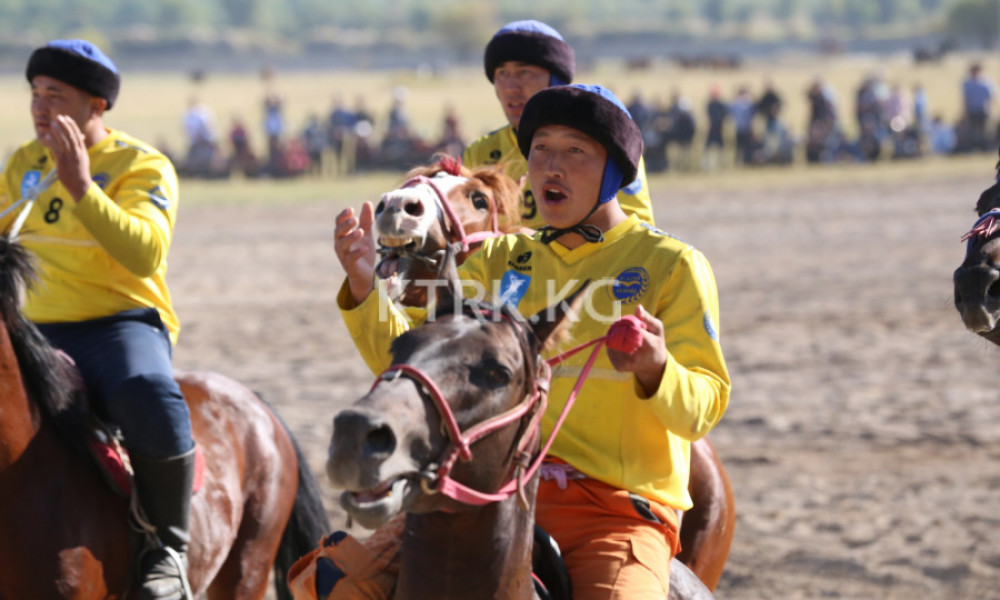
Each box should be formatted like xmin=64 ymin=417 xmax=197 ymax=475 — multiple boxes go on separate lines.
xmin=484 ymin=20 xmax=575 ymax=85
xmin=26 ymin=39 xmax=120 ymax=110
xmin=516 ymin=84 xmax=642 ymax=190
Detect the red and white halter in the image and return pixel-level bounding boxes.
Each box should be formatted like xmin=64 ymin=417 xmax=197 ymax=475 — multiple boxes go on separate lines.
xmin=368 ymin=312 xmax=647 ymax=508
xmin=399 ymin=171 xmax=503 ymax=253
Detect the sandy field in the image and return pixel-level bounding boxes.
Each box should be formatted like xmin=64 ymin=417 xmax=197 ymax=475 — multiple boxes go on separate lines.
xmin=169 ymin=168 xmax=1000 ymax=600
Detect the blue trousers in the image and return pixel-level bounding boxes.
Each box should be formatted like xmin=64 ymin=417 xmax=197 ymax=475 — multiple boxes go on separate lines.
xmin=37 ymin=308 xmax=193 ymax=458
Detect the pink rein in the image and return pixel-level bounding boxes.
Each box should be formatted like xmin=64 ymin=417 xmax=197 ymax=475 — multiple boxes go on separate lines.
xmin=370 ymin=314 xmax=647 ymax=508
xmin=401 ymin=174 xmax=502 ymax=253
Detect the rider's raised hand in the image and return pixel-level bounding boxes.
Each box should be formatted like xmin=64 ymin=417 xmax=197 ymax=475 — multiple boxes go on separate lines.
xmin=334 ymin=201 xmax=377 ymax=304
xmin=41 ymin=114 xmax=93 ymax=202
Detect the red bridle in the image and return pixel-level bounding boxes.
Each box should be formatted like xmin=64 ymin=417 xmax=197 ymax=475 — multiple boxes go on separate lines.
xmin=401 ymin=174 xmax=502 ymax=253
xmin=368 ymin=311 xmax=646 ymax=508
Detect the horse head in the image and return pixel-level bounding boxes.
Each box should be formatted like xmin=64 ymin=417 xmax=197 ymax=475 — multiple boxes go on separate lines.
xmin=374 ymin=155 xmax=522 ymax=306
xmin=954 ymin=150 xmax=1000 ymax=344
xmin=328 ymin=244 xmax=581 ymax=530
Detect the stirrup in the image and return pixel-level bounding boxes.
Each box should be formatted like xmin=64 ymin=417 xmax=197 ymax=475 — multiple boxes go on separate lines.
xmin=138 ymin=545 xmax=193 ymax=600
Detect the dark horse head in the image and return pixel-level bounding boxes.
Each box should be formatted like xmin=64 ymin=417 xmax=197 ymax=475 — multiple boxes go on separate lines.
xmin=374 ymin=155 xmax=523 ymax=307
xmin=328 ymin=243 xmax=581 ymax=530
xmin=954 ymin=148 xmax=1000 ymax=345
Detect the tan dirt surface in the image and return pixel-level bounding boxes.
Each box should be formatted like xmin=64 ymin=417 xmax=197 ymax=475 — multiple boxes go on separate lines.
xmin=170 ymin=171 xmax=1000 ymax=600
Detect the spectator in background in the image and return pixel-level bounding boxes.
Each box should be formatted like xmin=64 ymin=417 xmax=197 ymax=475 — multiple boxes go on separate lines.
xmin=730 ymin=85 xmax=755 ymax=165
xmin=263 ymin=91 xmax=285 ymax=174
xmin=181 ymin=96 xmax=218 ymax=175
xmin=666 ymin=92 xmax=696 ymax=171
xmin=228 ymin=116 xmax=259 ymax=177
xmin=326 ymin=94 xmax=356 ymax=175
xmin=928 ymin=114 xmax=956 ymax=155
xmin=301 ymin=113 xmax=326 ymax=176
xmin=703 ymin=84 xmax=728 ymax=171
xmin=755 ymin=78 xmax=782 ymax=133
xmin=912 ymin=83 xmax=929 ymax=133
xmin=961 ymin=62 xmax=995 ymax=151
xmin=436 ymin=104 xmax=464 ymax=157
xmin=627 ymin=90 xmax=654 ymax=137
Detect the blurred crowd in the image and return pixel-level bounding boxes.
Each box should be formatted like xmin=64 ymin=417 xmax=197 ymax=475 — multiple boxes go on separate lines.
xmin=626 ymin=60 xmax=997 ymax=174
xmin=167 ymin=61 xmax=998 ymax=180
xmin=169 ymin=84 xmax=463 ymax=180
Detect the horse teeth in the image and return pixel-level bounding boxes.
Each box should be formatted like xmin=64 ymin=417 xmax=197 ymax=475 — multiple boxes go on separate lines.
xmin=380 ymin=236 xmax=411 ymax=248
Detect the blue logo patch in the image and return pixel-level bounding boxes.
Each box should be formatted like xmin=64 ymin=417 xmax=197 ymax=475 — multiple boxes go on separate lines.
xmin=623 ymin=177 xmax=644 ymax=195
xmin=703 ymin=311 xmax=718 ymax=341
xmin=92 ymin=173 xmax=110 ymax=189
xmin=148 ymin=186 xmax=170 ymax=210
xmin=498 ymin=270 xmax=531 ymax=307
xmin=20 ymin=170 xmax=41 ymax=198
xmin=610 ymin=267 xmax=649 ymax=303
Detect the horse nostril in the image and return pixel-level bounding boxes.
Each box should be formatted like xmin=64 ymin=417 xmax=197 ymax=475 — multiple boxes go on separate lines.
xmin=403 ymin=199 xmax=424 ymax=217
xmin=364 ymin=424 xmax=396 ymax=457
xmin=375 ymin=200 xmax=386 ymax=215
xmin=989 ymin=279 xmax=1000 ymax=299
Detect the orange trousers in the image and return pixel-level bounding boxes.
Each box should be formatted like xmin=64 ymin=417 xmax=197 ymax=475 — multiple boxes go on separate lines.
xmin=535 ymin=474 xmax=681 ymax=600
xmin=288 ymin=476 xmax=680 ymax=600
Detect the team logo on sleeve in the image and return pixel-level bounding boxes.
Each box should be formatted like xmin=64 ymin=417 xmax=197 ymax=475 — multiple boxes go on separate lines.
xmin=610 ymin=267 xmax=649 ymax=303
xmin=703 ymin=311 xmax=719 ymax=341
xmin=498 ymin=270 xmax=531 ymax=307
xmin=20 ymin=171 xmax=41 ymax=199
xmin=623 ymin=177 xmax=643 ymax=195
xmin=148 ymin=186 xmax=170 ymax=210
xmin=92 ymin=173 xmax=110 ymax=189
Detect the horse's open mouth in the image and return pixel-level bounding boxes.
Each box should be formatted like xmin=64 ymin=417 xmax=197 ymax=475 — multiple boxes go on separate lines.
xmin=375 ymin=248 xmax=404 ymax=280
xmin=340 ymin=476 xmax=414 ymax=528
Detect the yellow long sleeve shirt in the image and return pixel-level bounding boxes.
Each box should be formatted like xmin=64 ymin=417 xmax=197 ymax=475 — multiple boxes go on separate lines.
xmin=339 ymin=215 xmax=729 ymax=509
xmin=463 ymin=124 xmax=656 ymax=229
xmin=0 ymin=129 xmax=180 ymax=344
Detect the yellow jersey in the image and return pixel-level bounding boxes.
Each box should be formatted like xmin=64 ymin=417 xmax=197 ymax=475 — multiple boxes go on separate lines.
xmin=0 ymin=129 xmax=180 ymax=343
xmin=339 ymin=215 xmax=729 ymax=509
xmin=463 ymin=124 xmax=656 ymax=229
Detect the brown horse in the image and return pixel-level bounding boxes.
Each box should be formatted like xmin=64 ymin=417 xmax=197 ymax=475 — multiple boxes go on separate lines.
xmin=373 ymin=156 xmax=524 ymax=306
xmin=0 ymin=236 xmax=329 ymax=600
xmin=373 ymin=157 xmax=735 ymax=591
xmin=953 ymin=156 xmax=1000 ymax=345
xmin=328 ymin=244 xmax=713 ymax=600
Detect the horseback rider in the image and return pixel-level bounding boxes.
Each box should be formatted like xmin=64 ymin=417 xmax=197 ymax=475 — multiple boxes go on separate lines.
xmin=0 ymin=39 xmax=192 ymax=600
xmin=463 ymin=19 xmax=656 ymax=229
xmin=334 ymin=84 xmax=730 ymax=599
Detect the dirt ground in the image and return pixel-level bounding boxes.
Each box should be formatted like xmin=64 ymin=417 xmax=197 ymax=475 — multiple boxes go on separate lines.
xmin=169 ymin=170 xmax=1000 ymax=600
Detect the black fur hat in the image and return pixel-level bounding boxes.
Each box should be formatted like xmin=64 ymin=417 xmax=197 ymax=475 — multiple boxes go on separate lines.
xmin=516 ymin=84 xmax=642 ymax=187
xmin=484 ymin=20 xmax=575 ymax=84
xmin=26 ymin=39 xmax=120 ymax=110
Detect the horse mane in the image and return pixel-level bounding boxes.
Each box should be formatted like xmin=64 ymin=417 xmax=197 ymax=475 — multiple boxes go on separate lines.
xmin=0 ymin=236 xmax=75 ymax=420
xmin=974 ymin=181 xmax=1000 ymax=217
xmin=404 ymin=154 xmax=525 ymax=234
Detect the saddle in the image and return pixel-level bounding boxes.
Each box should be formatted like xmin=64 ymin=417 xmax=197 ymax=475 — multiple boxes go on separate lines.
xmin=53 ymin=349 xmax=205 ymax=498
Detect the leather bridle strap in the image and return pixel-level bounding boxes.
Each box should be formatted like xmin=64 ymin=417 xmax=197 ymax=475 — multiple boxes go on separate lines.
xmin=401 ymin=174 xmax=502 ymax=253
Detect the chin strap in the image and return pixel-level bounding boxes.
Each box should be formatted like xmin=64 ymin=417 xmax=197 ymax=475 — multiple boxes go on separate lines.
xmin=538 ymin=223 xmax=604 ymax=244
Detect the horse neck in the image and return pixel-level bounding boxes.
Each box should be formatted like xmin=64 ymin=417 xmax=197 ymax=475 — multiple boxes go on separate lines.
xmin=395 ymin=476 xmax=539 ymax=600
xmin=0 ymin=318 xmax=39 ymax=468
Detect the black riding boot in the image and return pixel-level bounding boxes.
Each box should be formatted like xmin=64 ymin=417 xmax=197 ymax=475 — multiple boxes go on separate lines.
xmin=131 ymin=449 xmax=195 ymax=600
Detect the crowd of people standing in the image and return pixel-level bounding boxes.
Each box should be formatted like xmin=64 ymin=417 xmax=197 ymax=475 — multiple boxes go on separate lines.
xmin=168 ymin=59 xmax=997 ymax=181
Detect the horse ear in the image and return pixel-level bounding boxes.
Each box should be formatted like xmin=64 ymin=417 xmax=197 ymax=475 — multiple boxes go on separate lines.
xmin=431 ymin=241 xmax=464 ymax=315
xmin=529 ymin=279 xmax=590 ymax=352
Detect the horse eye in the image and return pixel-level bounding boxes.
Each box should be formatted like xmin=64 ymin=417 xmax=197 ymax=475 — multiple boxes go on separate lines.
xmin=469 ymin=361 xmax=511 ymax=389
xmin=471 ymin=191 xmax=489 ymax=211
xmin=488 ymin=365 xmax=511 ymax=385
